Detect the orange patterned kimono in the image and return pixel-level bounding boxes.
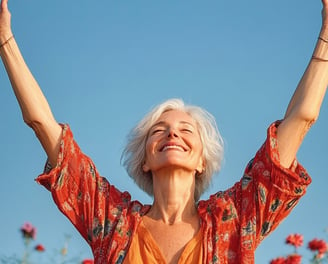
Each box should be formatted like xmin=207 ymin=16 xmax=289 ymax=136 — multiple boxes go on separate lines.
xmin=36 ymin=121 xmax=311 ymax=263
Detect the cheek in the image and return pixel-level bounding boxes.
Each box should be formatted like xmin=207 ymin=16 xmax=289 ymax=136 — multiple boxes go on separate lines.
xmin=145 ymin=134 xmax=161 ymax=152
xmin=145 ymin=139 xmax=153 ymax=155
xmin=143 ymin=141 xmax=152 ymax=172
xmin=144 ymin=138 xmax=156 ymax=163
xmin=193 ymin=138 xmax=203 ymax=154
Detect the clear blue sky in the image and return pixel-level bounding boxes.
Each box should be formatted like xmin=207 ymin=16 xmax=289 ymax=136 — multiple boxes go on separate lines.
xmin=0 ymin=0 xmax=327 ymax=263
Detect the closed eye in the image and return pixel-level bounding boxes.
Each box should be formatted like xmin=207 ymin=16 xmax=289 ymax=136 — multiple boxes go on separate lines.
xmin=151 ymin=128 xmax=165 ymax=135
xmin=181 ymin=128 xmax=193 ymax=133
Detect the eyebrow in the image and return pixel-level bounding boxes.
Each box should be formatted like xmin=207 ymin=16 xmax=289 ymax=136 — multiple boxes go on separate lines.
xmin=150 ymin=120 xmax=195 ymax=129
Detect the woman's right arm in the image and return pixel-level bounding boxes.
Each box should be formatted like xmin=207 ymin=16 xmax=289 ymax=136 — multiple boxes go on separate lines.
xmin=0 ymin=0 xmax=62 ymax=166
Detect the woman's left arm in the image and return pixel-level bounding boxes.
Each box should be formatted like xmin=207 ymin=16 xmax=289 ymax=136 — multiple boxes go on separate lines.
xmin=277 ymin=0 xmax=328 ymax=168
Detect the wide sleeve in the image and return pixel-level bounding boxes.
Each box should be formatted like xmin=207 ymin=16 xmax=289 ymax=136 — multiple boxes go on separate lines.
xmin=240 ymin=120 xmax=311 ymax=247
xmin=35 ymin=124 xmax=138 ymax=253
xmin=199 ymin=120 xmax=312 ymax=259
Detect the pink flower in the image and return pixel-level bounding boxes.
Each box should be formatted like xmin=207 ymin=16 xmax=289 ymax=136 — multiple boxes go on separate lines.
xmin=308 ymin=238 xmax=328 ymax=258
xmin=81 ymin=259 xmax=94 ymax=264
xmin=285 ymin=254 xmax=302 ymax=264
xmin=285 ymin=233 xmax=303 ymax=248
xmin=20 ymin=222 xmax=37 ymax=240
xmin=270 ymin=257 xmax=286 ymax=264
xmin=34 ymin=244 xmax=45 ymax=252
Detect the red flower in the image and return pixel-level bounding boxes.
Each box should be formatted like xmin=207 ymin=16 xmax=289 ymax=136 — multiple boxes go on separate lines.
xmin=34 ymin=244 xmax=45 ymax=252
xmin=285 ymin=233 xmax=303 ymax=248
xmin=61 ymin=247 xmax=68 ymax=256
xmin=270 ymin=257 xmax=286 ymax=264
xmin=20 ymin=222 xmax=37 ymax=240
xmin=308 ymin=238 xmax=328 ymax=257
xmin=285 ymin=254 xmax=302 ymax=264
xmin=81 ymin=259 xmax=94 ymax=264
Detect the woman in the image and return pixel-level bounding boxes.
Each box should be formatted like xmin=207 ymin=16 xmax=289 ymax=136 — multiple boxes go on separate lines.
xmin=0 ymin=0 xmax=327 ymax=263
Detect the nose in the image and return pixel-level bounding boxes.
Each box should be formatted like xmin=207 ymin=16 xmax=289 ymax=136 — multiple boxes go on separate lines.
xmin=167 ymin=127 xmax=178 ymax=138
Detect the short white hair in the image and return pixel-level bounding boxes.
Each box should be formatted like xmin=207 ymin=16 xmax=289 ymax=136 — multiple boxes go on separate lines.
xmin=121 ymin=98 xmax=224 ymax=201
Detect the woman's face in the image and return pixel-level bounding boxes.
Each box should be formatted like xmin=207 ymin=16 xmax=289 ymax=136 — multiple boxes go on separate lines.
xmin=143 ymin=110 xmax=204 ymax=176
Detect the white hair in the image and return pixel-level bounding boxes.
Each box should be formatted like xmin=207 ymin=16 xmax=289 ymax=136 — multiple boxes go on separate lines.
xmin=121 ymin=98 xmax=224 ymax=201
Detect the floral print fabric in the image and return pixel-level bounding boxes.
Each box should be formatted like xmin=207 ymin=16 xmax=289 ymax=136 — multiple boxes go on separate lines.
xmin=36 ymin=121 xmax=311 ymax=264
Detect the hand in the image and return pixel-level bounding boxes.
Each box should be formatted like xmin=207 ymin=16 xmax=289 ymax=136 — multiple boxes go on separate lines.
xmin=0 ymin=0 xmax=12 ymax=44
xmin=322 ymin=0 xmax=328 ymax=28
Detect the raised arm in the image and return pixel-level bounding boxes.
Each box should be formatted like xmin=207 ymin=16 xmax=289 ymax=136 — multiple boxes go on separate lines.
xmin=277 ymin=0 xmax=328 ymax=168
xmin=0 ymin=0 xmax=62 ymax=166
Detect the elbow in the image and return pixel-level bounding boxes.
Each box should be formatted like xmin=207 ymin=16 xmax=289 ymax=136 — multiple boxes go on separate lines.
xmin=22 ymin=113 xmax=38 ymax=129
xmin=286 ymin=104 xmax=320 ymax=126
xmin=299 ymin=108 xmax=319 ymax=126
xmin=24 ymin=118 xmax=44 ymax=136
xmin=23 ymin=114 xmax=50 ymax=137
xmin=22 ymin=108 xmax=55 ymax=131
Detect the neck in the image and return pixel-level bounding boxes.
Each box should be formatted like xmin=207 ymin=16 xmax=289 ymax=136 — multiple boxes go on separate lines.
xmin=148 ymin=170 xmax=197 ymax=225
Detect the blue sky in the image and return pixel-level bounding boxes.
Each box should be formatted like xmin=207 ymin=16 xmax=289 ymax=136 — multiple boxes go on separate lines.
xmin=0 ymin=0 xmax=327 ymax=263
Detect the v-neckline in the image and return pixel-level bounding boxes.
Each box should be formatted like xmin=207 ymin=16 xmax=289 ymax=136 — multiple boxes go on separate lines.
xmin=138 ymin=218 xmax=203 ymax=263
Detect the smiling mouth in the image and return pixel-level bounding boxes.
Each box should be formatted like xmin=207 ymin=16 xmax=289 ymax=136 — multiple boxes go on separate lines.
xmin=161 ymin=145 xmax=185 ymax=152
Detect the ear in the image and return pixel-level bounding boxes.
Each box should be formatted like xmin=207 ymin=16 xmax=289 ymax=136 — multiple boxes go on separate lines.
xmin=142 ymin=162 xmax=150 ymax=172
xmin=196 ymin=157 xmax=205 ymax=175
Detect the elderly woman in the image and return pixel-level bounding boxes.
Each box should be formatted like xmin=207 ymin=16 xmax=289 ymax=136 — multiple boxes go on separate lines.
xmin=1 ymin=0 xmax=327 ymax=263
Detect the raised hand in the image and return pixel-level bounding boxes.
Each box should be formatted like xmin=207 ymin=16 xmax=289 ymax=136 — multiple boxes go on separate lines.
xmin=0 ymin=0 xmax=12 ymax=45
xmin=0 ymin=0 xmax=62 ymax=166
xmin=321 ymin=0 xmax=328 ymax=27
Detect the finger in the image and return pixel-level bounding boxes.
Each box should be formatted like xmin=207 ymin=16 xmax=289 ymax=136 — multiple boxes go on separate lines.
xmin=1 ymin=0 xmax=8 ymax=11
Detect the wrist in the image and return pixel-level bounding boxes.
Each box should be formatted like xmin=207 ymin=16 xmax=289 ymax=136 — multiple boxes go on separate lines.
xmin=0 ymin=34 xmax=14 ymax=49
xmin=320 ymin=25 xmax=328 ymax=40
xmin=311 ymin=27 xmax=328 ymax=62
xmin=0 ymin=29 xmax=13 ymax=43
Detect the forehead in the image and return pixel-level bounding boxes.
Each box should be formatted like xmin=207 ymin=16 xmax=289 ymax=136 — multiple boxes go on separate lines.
xmin=156 ymin=110 xmax=196 ymax=125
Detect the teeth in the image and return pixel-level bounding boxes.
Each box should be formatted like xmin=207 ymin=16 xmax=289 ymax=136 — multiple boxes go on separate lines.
xmin=162 ymin=145 xmax=184 ymax=151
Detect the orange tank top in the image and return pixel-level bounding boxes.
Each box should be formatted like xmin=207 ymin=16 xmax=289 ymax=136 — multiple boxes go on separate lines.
xmin=123 ymin=220 xmax=203 ymax=264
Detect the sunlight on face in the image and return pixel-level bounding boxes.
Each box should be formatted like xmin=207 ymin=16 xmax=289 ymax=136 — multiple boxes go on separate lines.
xmin=143 ymin=110 xmax=204 ymax=176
